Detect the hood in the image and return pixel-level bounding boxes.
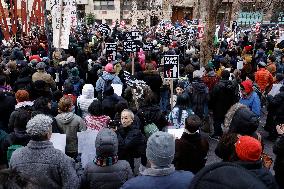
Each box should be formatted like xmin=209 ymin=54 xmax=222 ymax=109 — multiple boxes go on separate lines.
xmin=192 ymin=79 xmax=207 ymax=93
xmin=15 ymin=101 xmax=34 ymax=109
xmin=224 ymin=103 xmax=259 ymax=135
xmin=82 ymin=84 xmax=94 ymax=99
xmin=207 ymin=70 xmax=216 ymax=77
xmin=68 ymin=76 xmax=81 ymax=84
xmin=56 ymin=112 xmax=75 ymax=124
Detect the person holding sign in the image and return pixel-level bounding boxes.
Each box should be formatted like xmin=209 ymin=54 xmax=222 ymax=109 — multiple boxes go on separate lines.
xmin=9 ymin=114 xmax=80 ymax=188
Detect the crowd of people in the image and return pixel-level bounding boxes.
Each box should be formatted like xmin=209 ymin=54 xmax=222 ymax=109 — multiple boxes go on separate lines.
xmin=0 ymin=20 xmax=284 ymax=189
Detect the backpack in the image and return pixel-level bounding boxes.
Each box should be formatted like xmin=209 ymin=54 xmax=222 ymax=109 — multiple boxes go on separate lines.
xmin=71 ymin=80 xmax=81 ymax=96
xmin=103 ymin=77 xmax=114 ymax=92
xmin=7 ymin=145 xmax=23 ymax=163
xmin=144 ymin=123 xmax=159 ymax=138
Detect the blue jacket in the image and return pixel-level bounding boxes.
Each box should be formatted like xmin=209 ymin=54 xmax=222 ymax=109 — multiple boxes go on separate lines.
xmin=240 ymin=92 xmax=261 ymax=117
xmin=95 ymin=72 xmax=122 ymax=92
xmin=120 ymin=166 xmax=194 ymax=189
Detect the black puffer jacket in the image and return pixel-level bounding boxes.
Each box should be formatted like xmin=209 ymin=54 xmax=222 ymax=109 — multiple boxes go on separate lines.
xmin=116 ymin=124 xmax=146 ymax=163
xmin=0 ymin=92 xmax=16 ymax=132
xmin=235 ymin=160 xmax=278 ymax=189
xmin=190 ymin=78 xmax=209 ymax=119
xmin=209 ymin=79 xmax=239 ymax=119
xmin=190 ymin=162 xmax=269 ymax=189
xmin=269 ymin=91 xmax=284 ymax=125
xmin=13 ymin=76 xmax=33 ymax=93
xmin=274 ymin=135 xmax=284 ymax=189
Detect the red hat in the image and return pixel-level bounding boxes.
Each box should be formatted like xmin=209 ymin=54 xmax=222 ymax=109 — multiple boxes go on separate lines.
xmin=244 ymin=45 xmax=253 ymax=52
xmin=241 ymin=80 xmax=253 ymax=94
xmin=235 ymin=136 xmax=262 ymax=162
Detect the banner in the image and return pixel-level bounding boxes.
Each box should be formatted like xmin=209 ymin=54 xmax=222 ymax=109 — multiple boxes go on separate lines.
xmin=0 ymin=1 xmax=11 ymax=40
xmin=21 ymin=0 xmax=28 ymax=34
xmin=51 ymin=0 xmax=76 ymax=49
xmin=10 ymin=0 xmax=18 ymax=35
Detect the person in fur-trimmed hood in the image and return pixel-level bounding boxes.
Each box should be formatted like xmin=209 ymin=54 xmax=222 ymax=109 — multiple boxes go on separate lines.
xmin=223 ymin=103 xmax=259 ymax=137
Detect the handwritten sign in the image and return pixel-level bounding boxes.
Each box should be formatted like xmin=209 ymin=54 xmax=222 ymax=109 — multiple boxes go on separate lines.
xmin=106 ymin=43 xmax=117 ymax=61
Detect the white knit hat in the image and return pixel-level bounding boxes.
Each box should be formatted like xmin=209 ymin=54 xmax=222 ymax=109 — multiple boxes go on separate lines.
xmin=82 ymin=84 xmax=94 ymax=99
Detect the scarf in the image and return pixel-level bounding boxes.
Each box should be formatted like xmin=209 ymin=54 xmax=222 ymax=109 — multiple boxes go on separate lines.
xmin=94 ymin=156 xmax=118 ymax=167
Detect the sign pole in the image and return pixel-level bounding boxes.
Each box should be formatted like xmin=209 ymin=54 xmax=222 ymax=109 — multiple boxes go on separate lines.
xmin=170 ymin=79 xmax=174 ymax=110
xmin=131 ymin=52 xmax=135 ymax=75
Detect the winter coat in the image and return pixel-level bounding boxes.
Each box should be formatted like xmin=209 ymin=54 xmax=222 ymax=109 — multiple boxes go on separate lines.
xmin=116 ymin=124 xmax=146 ymax=162
xmin=32 ymin=70 xmax=56 ymax=90
xmin=209 ymin=79 xmax=239 ymax=119
xmin=84 ymin=115 xmax=110 ymax=131
xmin=81 ymin=160 xmax=133 ymax=189
xmin=102 ymin=94 xmax=126 ymax=119
xmin=190 ymin=78 xmax=209 ymax=119
xmin=55 ymin=112 xmax=87 ymax=153
xmin=8 ymin=101 xmax=33 ymax=132
xmin=202 ymin=72 xmax=220 ymax=92
xmin=174 ymin=132 xmax=209 ymax=174
xmin=224 ymin=103 xmax=259 ymax=136
xmin=77 ymin=95 xmax=96 ymax=119
xmin=0 ymin=92 xmax=16 ymax=132
xmin=255 ymin=68 xmax=274 ymax=93
xmin=95 ymin=72 xmax=122 ymax=93
xmin=268 ymin=91 xmax=284 ymax=125
xmin=168 ymin=108 xmax=194 ymax=129
xmin=121 ymin=165 xmax=194 ymax=189
xmin=276 ymin=62 xmax=284 ymax=74
xmin=189 ymin=162 xmax=269 ymax=189
xmin=274 ymin=135 xmax=284 ymax=189
xmin=136 ymin=105 xmax=168 ymax=132
xmin=240 ymin=92 xmax=261 ymax=117
xmin=9 ymin=140 xmax=80 ymax=189
xmin=64 ymin=76 xmax=85 ymax=96
xmin=235 ymin=160 xmax=278 ymax=189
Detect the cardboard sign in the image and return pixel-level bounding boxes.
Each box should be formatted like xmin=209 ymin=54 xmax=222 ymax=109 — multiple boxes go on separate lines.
xmin=50 ymin=133 xmax=66 ymax=153
xmin=106 ymin=43 xmax=117 ymax=61
xmin=164 ymin=55 xmax=179 ymax=79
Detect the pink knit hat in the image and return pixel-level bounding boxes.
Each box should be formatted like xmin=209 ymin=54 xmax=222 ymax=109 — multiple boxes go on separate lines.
xmin=105 ymin=63 xmax=114 ymax=73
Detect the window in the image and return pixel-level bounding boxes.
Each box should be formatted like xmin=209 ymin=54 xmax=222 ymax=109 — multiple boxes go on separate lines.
xmin=94 ymin=19 xmax=102 ymax=24
xmin=123 ymin=0 xmax=132 ymax=10
xmin=105 ymin=19 xmax=112 ymax=25
xmin=136 ymin=1 xmax=148 ymax=10
xmin=94 ymin=0 xmax=115 ymax=10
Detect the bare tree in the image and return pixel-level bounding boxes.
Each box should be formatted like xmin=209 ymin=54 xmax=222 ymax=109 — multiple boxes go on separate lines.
xmin=199 ymin=0 xmax=223 ymax=67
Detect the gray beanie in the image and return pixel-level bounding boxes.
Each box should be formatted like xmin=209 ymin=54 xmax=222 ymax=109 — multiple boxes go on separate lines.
xmin=146 ymin=131 xmax=175 ymax=168
xmin=95 ymin=128 xmax=118 ymax=157
xmin=36 ymin=62 xmax=46 ymax=70
xmin=26 ymin=114 xmax=53 ymax=136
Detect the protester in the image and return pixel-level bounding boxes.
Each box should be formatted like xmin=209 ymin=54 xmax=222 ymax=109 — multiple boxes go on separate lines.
xmin=239 ymin=79 xmax=261 ymax=117
xmin=255 ymin=61 xmax=274 ymax=93
xmin=77 ymin=84 xmax=96 ymax=118
xmin=116 ymin=109 xmax=145 ymax=170
xmin=174 ymin=115 xmax=209 ymax=173
xmin=9 ymin=114 xmax=80 ymax=188
xmin=168 ymin=93 xmax=194 ymax=129
xmin=84 ymin=100 xmax=110 ymax=131
xmin=121 ymin=132 xmax=194 ymax=189
xmin=209 ymin=70 xmax=239 ymax=140
xmin=32 ymin=62 xmax=56 ymax=91
xmin=81 ymin=128 xmax=133 ymax=189
xmin=55 ymin=96 xmax=87 ymax=158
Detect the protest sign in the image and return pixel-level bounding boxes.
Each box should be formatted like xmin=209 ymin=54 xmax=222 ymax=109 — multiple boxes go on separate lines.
xmin=168 ymin=128 xmax=184 ymax=139
xmin=50 ymin=133 xmax=66 ymax=153
xmin=106 ymin=43 xmax=117 ymax=61
xmin=78 ymin=130 xmax=98 ymax=168
xmin=99 ymin=23 xmax=111 ymax=36
xmin=111 ymin=84 xmax=123 ymax=96
xmin=164 ymin=55 xmax=179 ymax=79
xmin=143 ymin=43 xmax=154 ymax=51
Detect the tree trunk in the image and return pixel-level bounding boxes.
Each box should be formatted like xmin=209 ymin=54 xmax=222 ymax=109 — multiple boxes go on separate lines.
xmin=199 ymin=0 xmax=222 ymax=67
